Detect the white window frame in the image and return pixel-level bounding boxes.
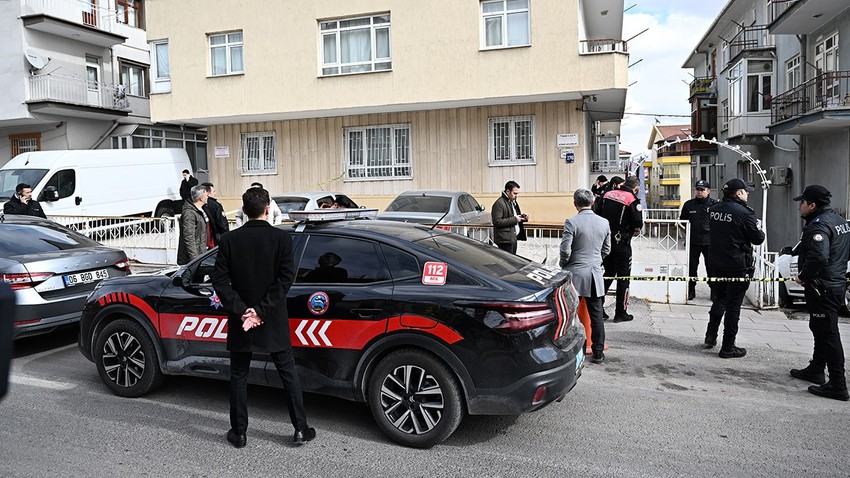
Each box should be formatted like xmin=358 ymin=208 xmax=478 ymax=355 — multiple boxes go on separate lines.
xmin=785 ymin=55 xmax=801 ymax=89
xmin=116 ymin=0 xmax=141 ymax=28
xmin=319 ymin=14 xmax=392 ymax=77
xmin=488 ymin=115 xmax=536 ymax=166
xmin=344 ymin=124 xmax=412 ymax=181
xmin=720 ymin=99 xmax=729 ymax=131
xmin=150 ymin=39 xmax=171 ymax=93
xmin=480 ymin=0 xmax=531 ymax=49
xmin=240 ymin=132 xmax=277 ymax=175
xmin=209 ymin=31 xmax=244 ymax=77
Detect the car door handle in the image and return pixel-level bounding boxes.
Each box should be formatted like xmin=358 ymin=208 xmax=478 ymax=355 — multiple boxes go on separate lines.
xmin=352 ymin=308 xmax=381 ymax=319
xmin=198 ymin=288 xmax=213 ymax=297
xmin=75 ymin=196 xmax=82 ymax=205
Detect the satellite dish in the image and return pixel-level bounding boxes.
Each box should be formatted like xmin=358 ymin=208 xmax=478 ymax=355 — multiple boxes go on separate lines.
xmin=25 ymin=49 xmax=47 ymax=70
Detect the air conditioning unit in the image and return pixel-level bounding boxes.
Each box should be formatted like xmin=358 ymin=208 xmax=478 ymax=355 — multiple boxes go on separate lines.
xmin=769 ymin=166 xmax=792 ymax=186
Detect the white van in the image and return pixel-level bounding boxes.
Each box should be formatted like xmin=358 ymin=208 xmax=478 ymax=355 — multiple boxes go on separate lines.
xmin=0 ymin=148 xmax=191 ymax=217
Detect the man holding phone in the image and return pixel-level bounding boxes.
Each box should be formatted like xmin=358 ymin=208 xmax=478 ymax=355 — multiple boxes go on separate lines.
xmin=3 ymin=183 xmax=46 ymax=218
xmin=492 ymin=180 xmax=529 ymax=254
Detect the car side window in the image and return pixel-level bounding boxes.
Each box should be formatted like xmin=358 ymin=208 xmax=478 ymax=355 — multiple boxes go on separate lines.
xmin=43 ymin=169 xmax=76 ymax=199
xmin=192 ymin=252 xmax=217 ymax=284
xmin=468 ymin=195 xmax=482 ymax=211
xmin=380 ymin=244 xmax=420 ymax=280
xmin=296 ymin=235 xmax=389 ymax=284
xmin=457 ymin=195 xmax=473 ymax=214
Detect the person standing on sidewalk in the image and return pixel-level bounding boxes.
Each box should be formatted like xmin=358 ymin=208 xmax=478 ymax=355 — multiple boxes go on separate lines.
xmin=703 ymin=179 xmax=765 ymax=358
xmin=559 ymin=189 xmax=611 ymax=364
xmin=789 ymin=185 xmax=850 ymax=401
xmin=680 ymin=179 xmax=717 ymax=300
xmin=491 ymin=180 xmax=528 ymax=254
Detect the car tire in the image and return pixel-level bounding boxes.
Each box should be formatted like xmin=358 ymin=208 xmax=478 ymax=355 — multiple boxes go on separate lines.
xmin=778 ymin=282 xmax=791 ymax=308
xmin=367 ymin=349 xmax=463 ymax=448
xmin=94 ymin=318 xmax=164 ymax=398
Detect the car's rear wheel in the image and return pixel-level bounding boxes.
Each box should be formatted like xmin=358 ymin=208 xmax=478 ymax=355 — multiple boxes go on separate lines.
xmin=778 ymin=282 xmax=791 ymax=308
xmin=95 ymin=318 xmax=164 ymax=397
xmin=367 ymin=349 xmax=463 ymax=448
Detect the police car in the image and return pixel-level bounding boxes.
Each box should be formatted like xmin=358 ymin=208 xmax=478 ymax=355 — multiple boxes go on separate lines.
xmin=776 ymin=245 xmax=850 ymax=312
xmin=78 ymin=209 xmax=583 ymax=448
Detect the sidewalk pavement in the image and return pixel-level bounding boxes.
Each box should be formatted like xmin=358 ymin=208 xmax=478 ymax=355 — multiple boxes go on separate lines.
xmin=618 ymin=296 xmax=850 ymax=355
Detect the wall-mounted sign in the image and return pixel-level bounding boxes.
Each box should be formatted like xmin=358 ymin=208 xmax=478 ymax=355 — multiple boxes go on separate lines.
xmin=561 ymin=149 xmax=575 ymax=163
xmin=214 ymin=146 xmax=230 ymax=159
xmin=556 ymin=133 xmax=579 ymax=148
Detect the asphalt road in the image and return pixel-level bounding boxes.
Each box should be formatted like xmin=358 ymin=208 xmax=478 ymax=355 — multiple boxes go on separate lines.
xmin=3 ymin=325 xmax=849 ymax=478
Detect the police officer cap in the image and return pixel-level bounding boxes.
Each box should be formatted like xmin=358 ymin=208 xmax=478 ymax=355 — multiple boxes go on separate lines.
xmin=793 ymin=184 xmax=831 ymax=204
xmin=596 ymin=175 xmax=608 ymax=182
xmin=695 ymin=179 xmax=710 ymax=189
xmin=722 ymin=178 xmax=755 ymax=192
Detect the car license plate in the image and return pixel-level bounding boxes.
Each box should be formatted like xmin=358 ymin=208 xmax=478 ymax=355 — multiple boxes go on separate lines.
xmin=575 ymin=348 xmax=584 ymax=372
xmin=64 ymin=269 xmax=109 ymax=287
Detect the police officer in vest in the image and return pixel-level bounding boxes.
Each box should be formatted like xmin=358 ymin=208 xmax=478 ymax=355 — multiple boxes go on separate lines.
xmin=703 ymin=178 xmax=765 ymax=358
xmin=789 ymin=185 xmax=850 ymax=401
xmin=596 ymin=175 xmax=643 ymax=322
xmin=680 ymin=179 xmax=718 ymax=300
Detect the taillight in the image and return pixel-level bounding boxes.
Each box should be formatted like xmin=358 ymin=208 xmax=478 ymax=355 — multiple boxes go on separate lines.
xmin=1 ymin=272 xmax=54 ymax=290
xmin=114 ymin=259 xmax=131 ymax=272
xmin=459 ymin=301 xmax=556 ymax=333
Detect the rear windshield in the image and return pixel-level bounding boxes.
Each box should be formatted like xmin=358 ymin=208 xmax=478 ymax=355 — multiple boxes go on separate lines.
xmin=275 ymin=197 xmax=309 ymax=213
xmin=0 ymin=169 xmax=49 ymax=199
xmin=413 ymin=232 xmax=531 ymax=279
xmin=0 ymin=222 xmax=101 ymax=256
xmin=386 ymin=196 xmax=451 ymax=214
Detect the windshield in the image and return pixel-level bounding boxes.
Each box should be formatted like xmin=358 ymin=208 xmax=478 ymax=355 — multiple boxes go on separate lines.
xmin=386 ymin=195 xmax=451 ymax=214
xmin=0 ymin=222 xmax=101 ymax=256
xmin=0 ymin=169 xmax=49 ymax=199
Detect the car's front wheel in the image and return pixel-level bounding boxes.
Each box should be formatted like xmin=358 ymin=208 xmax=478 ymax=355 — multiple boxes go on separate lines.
xmin=95 ymin=318 xmax=164 ymax=397
xmin=367 ymin=349 xmax=463 ymax=448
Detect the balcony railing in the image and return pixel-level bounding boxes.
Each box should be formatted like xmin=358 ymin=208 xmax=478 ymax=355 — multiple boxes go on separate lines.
xmin=21 ymin=0 xmax=114 ymax=32
xmin=771 ymin=70 xmax=850 ymax=123
xmin=768 ymin=0 xmax=799 ymax=24
xmin=580 ymin=39 xmax=628 ymax=54
xmin=689 ymin=76 xmax=716 ymax=97
xmin=729 ymin=25 xmax=773 ymax=60
xmin=28 ymin=74 xmax=130 ymax=111
xmin=590 ymin=158 xmax=628 ymax=173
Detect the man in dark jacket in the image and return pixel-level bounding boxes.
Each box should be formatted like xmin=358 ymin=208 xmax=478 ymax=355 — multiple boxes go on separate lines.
xmin=201 ymin=182 xmax=229 ymax=246
xmin=3 ymin=183 xmax=46 ymax=218
xmin=703 ymin=178 xmax=765 ymax=358
xmin=212 ymin=187 xmax=315 ymax=448
xmin=596 ymin=175 xmax=643 ymax=322
xmin=491 ymin=180 xmax=529 ymax=254
xmin=789 ymin=185 xmax=850 ymax=401
xmin=179 ymin=169 xmax=198 ymax=203
xmin=680 ymin=179 xmax=718 ymax=300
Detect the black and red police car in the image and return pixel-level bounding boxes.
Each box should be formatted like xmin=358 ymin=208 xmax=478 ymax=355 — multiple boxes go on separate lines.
xmin=78 ymin=209 xmax=583 ymax=448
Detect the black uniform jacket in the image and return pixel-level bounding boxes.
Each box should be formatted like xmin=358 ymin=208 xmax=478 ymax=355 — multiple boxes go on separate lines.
xmin=212 ymin=220 xmax=295 ymax=353
xmin=180 ymin=176 xmax=198 ymax=202
xmin=796 ymin=205 xmax=850 ymax=290
xmin=679 ymin=196 xmax=717 ymax=245
xmin=3 ymin=196 xmax=47 ymax=218
xmin=202 ymin=197 xmax=230 ymax=245
xmin=707 ymin=197 xmax=765 ymax=274
xmin=596 ymin=188 xmax=643 ymax=240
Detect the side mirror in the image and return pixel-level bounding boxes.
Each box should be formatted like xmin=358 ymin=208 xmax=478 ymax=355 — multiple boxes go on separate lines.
xmin=476 ymin=205 xmax=485 ymax=212
xmin=779 ymin=246 xmax=793 ymax=256
xmin=41 ymin=186 xmax=59 ymax=202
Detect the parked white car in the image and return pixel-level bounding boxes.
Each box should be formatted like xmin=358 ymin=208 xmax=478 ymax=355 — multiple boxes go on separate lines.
xmin=272 ymin=191 xmax=359 ymax=218
xmin=775 ymin=245 xmax=850 ymax=312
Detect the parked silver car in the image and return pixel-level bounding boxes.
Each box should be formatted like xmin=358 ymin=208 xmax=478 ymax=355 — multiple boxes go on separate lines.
xmin=0 ymin=214 xmax=131 ymax=338
xmin=378 ymin=190 xmax=492 ymax=226
xmin=272 ymin=191 xmax=360 ymax=217
xmin=775 ymin=245 xmax=850 ymax=312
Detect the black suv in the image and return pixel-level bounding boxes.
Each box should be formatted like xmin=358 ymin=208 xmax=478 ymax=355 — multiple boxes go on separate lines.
xmin=78 ymin=212 xmax=583 ymax=447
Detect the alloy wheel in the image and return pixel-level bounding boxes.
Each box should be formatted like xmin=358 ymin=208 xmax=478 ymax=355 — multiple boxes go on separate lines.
xmin=379 ymin=365 xmax=445 ymax=434
xmin=101 ymin=331 xmax=146 ymax=389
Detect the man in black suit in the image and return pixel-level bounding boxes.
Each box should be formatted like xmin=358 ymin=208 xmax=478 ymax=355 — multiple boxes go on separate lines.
xmin=212 ymin=187 xmax=316 ymax=448
xmin=180 ymin=169 xmax=198 ymax=203
xmin=201 ymin=182 xmax=229 ymax=246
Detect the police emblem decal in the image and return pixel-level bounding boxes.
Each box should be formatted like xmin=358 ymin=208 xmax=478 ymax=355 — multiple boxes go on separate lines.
xmin=636 ymin=204 xmax=643 ymax=212
xmin=308 ymin=292 xmax=330 ymax=315
xmin=814 ymin=233 xmax=824 ymax=242
xmin=210 ymin=291 xmax=223 ymax=309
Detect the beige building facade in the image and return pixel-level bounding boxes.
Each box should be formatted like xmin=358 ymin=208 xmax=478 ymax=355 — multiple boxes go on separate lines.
xmin=146 ymin=0 xmax=628 ymax=223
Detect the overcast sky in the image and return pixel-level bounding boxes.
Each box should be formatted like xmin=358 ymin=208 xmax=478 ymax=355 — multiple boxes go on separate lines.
xmin=619 ymin=0 xmax=728 ymax=156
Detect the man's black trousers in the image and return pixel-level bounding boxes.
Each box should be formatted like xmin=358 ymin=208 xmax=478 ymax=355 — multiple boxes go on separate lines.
xmin=706 ymin=273 xmax=749 ymax=346
xmin=603 ymin=241 xmax=632 ymax=316
xmin=804 ymin=286 xmax=846 ymax=378
xmin=688 ymin=243 xmax=710 ymax=296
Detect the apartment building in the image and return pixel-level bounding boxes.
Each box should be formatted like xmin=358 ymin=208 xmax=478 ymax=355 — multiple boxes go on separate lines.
xmin=683 ymin=0 xmax=850 ymax=250
xmin=0 ymin=0 xmax=207 ymax=175
xmin=644 ymin=124 xmax=695 ymax=209
xmin=144 ymin=0 xmax=629 ymax=222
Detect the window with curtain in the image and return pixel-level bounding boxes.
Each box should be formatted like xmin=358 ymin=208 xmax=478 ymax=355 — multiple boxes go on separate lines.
xmin=150 ymin=40 xmax=171 ymax=93
xmin=345 ymin=124 xmax=411 ymax=180
xmin=320 ymin=14 xmax=391 ymax=76
xmin=119 ymin=61 xmax=147 ymax=97
xmin=241 ymin=132 xmax=276 ymax=175
xmin=209 ymin=31 xmax=244 ymax=76
xmin=488 ymin=116 xmax=535 ymax=165
xmin=481 ymin=0 xmax=530 ymax=49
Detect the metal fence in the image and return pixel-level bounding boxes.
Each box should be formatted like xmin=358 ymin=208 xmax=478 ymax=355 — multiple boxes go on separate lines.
xmin=52 ymin=215 xmax=178 ymax=264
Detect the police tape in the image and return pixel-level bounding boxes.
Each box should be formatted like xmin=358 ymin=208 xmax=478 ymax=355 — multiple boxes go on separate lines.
xmin=601 ymin=276 xmax=801 ymax=282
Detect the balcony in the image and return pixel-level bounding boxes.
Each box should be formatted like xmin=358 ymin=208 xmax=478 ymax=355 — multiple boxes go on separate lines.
xmin=590 ymin=158 xmax=628 ymax=173
xmin=769 ymin=0 xmax=847 ymax=35
xmin=769 ymin=70 xmax=850 ymax=135
xmin=727 ymin=113 xmax=772 ymax=140
xmin=728 ymin=25 xmax=773 ymax=62
xmin=658 ymin=154 xmax=690 ymax=164
xmin=689 ymin=77 xmax=716 ymax=99
xmin=20 ymin=0 xmax=126 ymax=47
xmin=27 ymin=74 xmax=131 ymax=119
xmin=579 ymin=39 xmax=628 ymax=55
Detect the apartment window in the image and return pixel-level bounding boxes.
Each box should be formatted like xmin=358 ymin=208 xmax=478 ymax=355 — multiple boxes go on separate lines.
xmin=241 ymin=132 xmax=276 ymax=175
xmin=815 ymin=33 xmax=840 ymax=102
xmin=119 ymin=61 xmax=146 ymax=97
xmin=481 ymin=0 xmax=530 ymax=48
xmin=148 ymin=40 xmax=171 ymax=93
xmin=10 ymin=133 xmax=40 ymax=157
xmin=209 ymin=31 xmax=244 ymax=76
xmin=720 ymin=99 xmax=729 ymax=131
xmin=786 ymin=55 xmax=801 ymax=89
xmin=320 ymin=14 xmax=391 ymax=76
xmin=345 ymin=124 xmax=411 ymax=180
xmin=114 ymin=128 xmax=207 ymax=170
xmin=489 ymin=116 xmax=535 ymax=165
xmin=116 ymin=0 xmax=142 ymax=28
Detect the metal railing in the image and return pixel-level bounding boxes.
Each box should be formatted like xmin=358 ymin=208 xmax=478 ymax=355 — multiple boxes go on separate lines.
xmin=771 ymin=70 xmax=850 ymax=123
xmin=21 ymin=0 xmax=115 ymax=32
xmin=728 ymin=25 xmax=773 ymax=60
xmin=590 ymin=159 xmax=628 ymax=173
xmin=689 ymin=76 xmax=716 ymax=97
xmin=768 ymin=0 xmax=799 ymax=24
xmin=579 ymin=38 xmax=628 ymax=54
xmin=52 ymin=215 xmax=178 ymax=264
xmin=28 ymin=74 xmax=130 ymax=110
